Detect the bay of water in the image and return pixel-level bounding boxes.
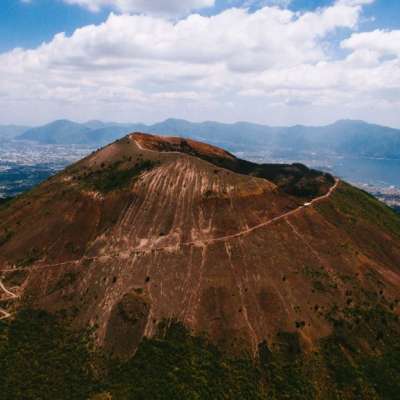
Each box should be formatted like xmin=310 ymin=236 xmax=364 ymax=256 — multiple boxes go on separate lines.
xmin=328 ymin=157 xmax=400 ymax=188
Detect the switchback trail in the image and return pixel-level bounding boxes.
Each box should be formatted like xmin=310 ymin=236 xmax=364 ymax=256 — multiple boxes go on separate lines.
xmin=0 ymin=308 xmax=11 ymax=320
xmin=0 ymin=280 xmax=18 ymax=299
xmin=0 ymin=279 xmax=18 ymax=320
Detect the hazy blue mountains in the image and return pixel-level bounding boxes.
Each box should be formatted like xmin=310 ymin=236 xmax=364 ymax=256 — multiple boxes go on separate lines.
xmin=13 ymin=118 xmax=400 ymax=159
xmin=0 ymin=124 xmax=30 ymax=140
xmin=18 ymin=120 xmax=97 ymax=145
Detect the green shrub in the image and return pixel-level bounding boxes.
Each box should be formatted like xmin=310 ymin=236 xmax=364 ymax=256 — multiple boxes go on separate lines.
xmin=0 ymin=310 xmax=95 ymax=400
xmin=81 ymin=160 xmax=157 ymax=193
xmin=1 ymin=308 xmax=400 ymax=400
xmin=0 ymin=229 xmax=13 ymax=247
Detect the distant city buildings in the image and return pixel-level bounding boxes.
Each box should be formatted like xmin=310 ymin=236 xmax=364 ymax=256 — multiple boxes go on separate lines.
xmin=0 ymin=140 xmax=399 ymax=213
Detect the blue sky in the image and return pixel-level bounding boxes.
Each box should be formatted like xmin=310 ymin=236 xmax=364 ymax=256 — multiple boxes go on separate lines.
xmin=2 ymin=0 xmax=399 ymax=53
xmin=0 ymin=0 xmax=107 ymax=52
xmin=1 ymin=0 xmax=400 ymax=126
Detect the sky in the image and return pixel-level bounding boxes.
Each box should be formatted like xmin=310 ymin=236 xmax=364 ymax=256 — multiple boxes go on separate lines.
xmin=1 ymin=0 xmax=400 ymax=127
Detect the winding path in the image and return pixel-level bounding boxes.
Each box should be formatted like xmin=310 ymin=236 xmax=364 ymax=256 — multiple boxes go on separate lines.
xmin=0 ymin=167 xmax=339 ymax=322
xmin=134 ymin=135 xmax=340 ymax=245
xmin=185 ymin=178 xmax=339 ymax=246
xmin=0 ymin=280 xmax=18 ymax=320
xmin=0 ymin=308 xmax=11 ymax=320
xmin=0 ymin=178 xmax=339 ymax=277
xmin=0 ymin=280 xmax=18 ymax=299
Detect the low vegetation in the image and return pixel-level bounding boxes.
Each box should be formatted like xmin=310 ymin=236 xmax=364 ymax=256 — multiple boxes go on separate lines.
xmin=191 ymin=150 xmax=334 ymax=198
xmin=1 ymin=304 xmax=399 ymax=399
xmin=105 ymin=321 xmax=265 ymax=399
xmin=0 ymin=228 xmax=14 ymax=247
xmin=0 ymin=196 xmax=15 ymax=212
xmin=317 ymin=182 xmax=400 ymax=239
xmin=77 ymin=160 xmax=157 ymax=193
xmin=15 ymin=247 xmax=42 ymax=267
xmin=0 ymin=310 xmax=95 ymax=400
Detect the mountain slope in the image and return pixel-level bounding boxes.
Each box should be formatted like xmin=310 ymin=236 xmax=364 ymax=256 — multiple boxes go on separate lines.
xmin=86 ymin=125 xmax=145 ymax=146
xmin=18 ymin=120 xmax=93 ymax=144
xmin=271 ymin=119 xmax=400 ymax=158
xmin=0 ymin=124 xmax=29 ymax=140
xmin=1 ymin=133 xmax=400 ymax=398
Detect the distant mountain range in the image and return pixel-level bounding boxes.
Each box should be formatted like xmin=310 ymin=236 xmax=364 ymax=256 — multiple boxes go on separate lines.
xmin=12 ymin=120 xmax=144 ymax=146
xmin=3 ymin=118 xmax=400 ymax=159
xmin=0 ymin=124 xmax=30 ymax=140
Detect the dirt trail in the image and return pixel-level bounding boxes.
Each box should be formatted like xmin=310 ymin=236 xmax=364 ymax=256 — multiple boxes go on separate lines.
xmin=0 ymin=279 xmax=18 ymax=320
xmin=184 ymin=178 xmax=339 ymax=246
xmin=133 ymin=136 xmax=182 ymax=155
xmin=0 ymin=162 xmax=339 ymax=322
xmin=0 ymin=280 xmax=18 ymax=298
xmin=0 ymin=308 xmax=11 ymax=320
xmin=134 ymin=135 xmax=339 ymax=245
xmin=0 ymin=179 xmax=339 ymax=276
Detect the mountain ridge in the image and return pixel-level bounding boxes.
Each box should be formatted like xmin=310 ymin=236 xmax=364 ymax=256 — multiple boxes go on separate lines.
xmin=14 ymin=118 xmax=400 ymax=159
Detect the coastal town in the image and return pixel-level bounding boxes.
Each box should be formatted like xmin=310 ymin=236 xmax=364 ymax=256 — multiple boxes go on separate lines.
xmin=1 ymin=140 xmax=399 ymax=214
xmin=363 ymin=184 xmax=400 ymax=213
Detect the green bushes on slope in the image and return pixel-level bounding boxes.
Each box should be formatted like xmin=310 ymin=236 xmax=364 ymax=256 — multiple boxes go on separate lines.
xmin=78 ymin=160 xmax=157 ymax=193
xmin=317 ymin=182 xmax=400 ymax=239
xmin=0 ymin=310 xmax=95 ymax=400
xmin=1 ymin=307 xmax=400 ymax=400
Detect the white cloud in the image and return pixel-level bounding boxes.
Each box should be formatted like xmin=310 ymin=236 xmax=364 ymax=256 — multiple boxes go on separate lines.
xmin=342 ymin=29 xmax=400 ymax=58
xmin=243 ymin=0 xmax=292 ymax=8
xmin=337 ymin=0 xmax=374 ymax=5
xmin=2 ymin=4 xmax=363 ymax=71
xmin=2 ymin=0 xmax=400 ymax=127
xmin=63 ymin=0 xmax=215 ymax=15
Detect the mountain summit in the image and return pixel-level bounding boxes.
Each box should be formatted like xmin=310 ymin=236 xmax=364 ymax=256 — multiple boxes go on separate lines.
xmin=1 ymin=133 xmax=400 ymax=398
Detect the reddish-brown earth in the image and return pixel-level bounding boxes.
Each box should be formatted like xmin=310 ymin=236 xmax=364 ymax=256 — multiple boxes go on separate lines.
xmin=0 ymin=133 xmax=399 ymax=358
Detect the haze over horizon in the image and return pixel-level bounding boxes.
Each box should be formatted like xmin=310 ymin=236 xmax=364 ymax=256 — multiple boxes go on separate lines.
xmin=4 ymin=117 xmax=400 ymax=131
xmin=2 ymin=0 xmax=400 ymax=127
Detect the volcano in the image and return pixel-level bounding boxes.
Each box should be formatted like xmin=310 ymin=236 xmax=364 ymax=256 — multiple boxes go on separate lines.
xmin=1 ymin=133 xmax=400 ymax=399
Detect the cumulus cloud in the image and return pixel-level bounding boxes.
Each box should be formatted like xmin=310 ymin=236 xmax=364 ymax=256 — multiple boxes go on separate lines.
xmin=2 ymin=3 xmax=365 ymax=71
xmin=63 ymin=0 xmax=215 ymax=15
xmin=342 ymin=29 xmax=400 ymax=57
xmin=1 ymin=0 xmax=400 ymax=126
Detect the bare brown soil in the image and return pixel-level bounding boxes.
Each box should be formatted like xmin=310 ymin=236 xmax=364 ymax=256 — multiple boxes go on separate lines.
xmin=0 ymin=133 xmax=399 ymax=357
